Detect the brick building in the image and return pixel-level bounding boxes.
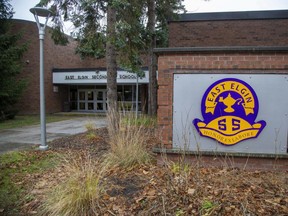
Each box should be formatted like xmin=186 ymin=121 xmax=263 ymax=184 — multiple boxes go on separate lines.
xmin=168 ymin=10 xmax=288 ymax=47
xmin=13 ymin=19 xmax=148 ymax=114
xmin=155 ymin=10 xmax=288 ymax=170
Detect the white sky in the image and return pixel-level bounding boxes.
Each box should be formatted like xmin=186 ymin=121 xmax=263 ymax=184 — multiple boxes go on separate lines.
xmin=10 ymin=0 xmax=288 ymax=33
xmin=11 ymin=0 xmax=288 ymax=20
xmin=184 ymin=0 xmax=288 ymax=13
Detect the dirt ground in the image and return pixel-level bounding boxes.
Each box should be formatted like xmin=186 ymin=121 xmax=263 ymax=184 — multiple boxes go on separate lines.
xmin=16 ymin=127 xmax=288 ymax=215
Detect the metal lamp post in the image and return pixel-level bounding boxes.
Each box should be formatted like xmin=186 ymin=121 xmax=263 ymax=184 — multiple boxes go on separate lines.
xmin=30 ymin=7 xmax=53 ymax=150
xmin=135 ymin=73 xmax=139 ymax=118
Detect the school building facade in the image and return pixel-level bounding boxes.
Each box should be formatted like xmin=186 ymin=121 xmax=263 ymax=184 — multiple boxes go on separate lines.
xmin=13 ymin=19 xmax=148 ymax=114
xmin=155 ymin=10 xmax=288 ymax=170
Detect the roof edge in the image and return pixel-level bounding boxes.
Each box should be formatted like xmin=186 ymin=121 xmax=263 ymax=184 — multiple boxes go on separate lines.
xmin=170 ymin=10 xmax=288 ymax=22
xmin=154 ymin=46 xmax=288 ymax=55
xmin=52 ymin=67 xmax=149 ymax=72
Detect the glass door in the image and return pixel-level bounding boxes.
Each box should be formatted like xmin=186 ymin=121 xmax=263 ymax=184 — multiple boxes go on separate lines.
xmin=87 ymin=90 xmax=94 ymax=111
xmin=78 ymin=90 xmax=86 ymax=111
xmin=96 ymin=90 xmax=107 ymax=112
xmin=77 ymin=89 xmax=107 ymax=112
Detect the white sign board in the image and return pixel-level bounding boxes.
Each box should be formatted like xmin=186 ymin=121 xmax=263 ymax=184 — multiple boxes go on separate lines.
xmin=53 ymin=70 xmax=149 ymax=84
xmin=173 ymin=73 xmax=288 ymax=155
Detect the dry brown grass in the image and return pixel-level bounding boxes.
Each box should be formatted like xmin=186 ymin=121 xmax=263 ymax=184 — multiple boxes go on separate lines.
xmin=40 ymin=153 xmax=107 ymax=216
xmin=104 ymin=113 xmax=152 ymax=169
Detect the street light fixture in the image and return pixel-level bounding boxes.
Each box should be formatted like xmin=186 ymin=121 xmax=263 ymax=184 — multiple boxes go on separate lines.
xmin=30 ymin=7 xmax=53 ymax=150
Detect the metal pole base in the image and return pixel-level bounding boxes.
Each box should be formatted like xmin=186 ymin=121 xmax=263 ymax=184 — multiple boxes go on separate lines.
xmin=39 ymin=145 xmax=49 ymax=150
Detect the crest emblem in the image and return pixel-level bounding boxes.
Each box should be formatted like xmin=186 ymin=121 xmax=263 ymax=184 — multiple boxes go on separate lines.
xmin=193 ymin=78 xmax=266 ymax=145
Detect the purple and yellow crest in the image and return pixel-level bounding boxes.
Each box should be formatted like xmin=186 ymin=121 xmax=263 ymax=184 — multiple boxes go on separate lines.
xmin=193 ymin=78 xmax=266 ymax=145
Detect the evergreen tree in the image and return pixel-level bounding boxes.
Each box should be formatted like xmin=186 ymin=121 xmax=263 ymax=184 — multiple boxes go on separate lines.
xmin=0 ymin=0 xmax=27 ymax=120
xmin=36 ymin=0 xmax=184 ymax=124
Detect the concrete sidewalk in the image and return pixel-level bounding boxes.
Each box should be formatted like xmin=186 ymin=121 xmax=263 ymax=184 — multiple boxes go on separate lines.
xmin=0 ymin=116 xmax=107 ymax=154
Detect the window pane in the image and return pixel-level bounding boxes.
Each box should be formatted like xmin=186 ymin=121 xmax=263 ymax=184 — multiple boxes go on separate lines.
xmin=97 ymin=103 xmax=103 ymax=110
xmin=70 ymin=90 xmax=77 ymax=101
xmin=79 ymin=91 xmax=85 ymax=100
xmin=70 ymin=102 xmax=77 ymax=110
xmin=88 ymin=103 xmax=94 ymax=110
xmin=117 ymin=85 xmax=123 ymax=101
xmin=79 ymin=102 xmax=85 ymax=110
xmin=97 ymin=91 xmax=103 ymax=100
xmin=124 ymin=86 xmax=132 ymax=101
xmin=87 ymin=91 xmax=94 ymax=100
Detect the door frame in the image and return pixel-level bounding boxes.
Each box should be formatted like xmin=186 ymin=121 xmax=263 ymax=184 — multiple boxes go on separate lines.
xmin=77 ymin=89 xmax=107 ymax=112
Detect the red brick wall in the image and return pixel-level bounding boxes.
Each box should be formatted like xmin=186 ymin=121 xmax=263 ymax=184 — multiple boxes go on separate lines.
xmin=157 ymin=51 xmax=288 ymax=148
xmin=12 ymin=19 xmax=106 ymax=114
xmin=169 ymin=19 xmax=288 ymax=47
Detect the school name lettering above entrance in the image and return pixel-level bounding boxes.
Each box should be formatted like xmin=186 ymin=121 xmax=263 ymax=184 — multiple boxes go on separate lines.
xmin=65 ymin=74 xmax=144 ymax=80
xmin=52 ymin=71 xmax=149 ymax=84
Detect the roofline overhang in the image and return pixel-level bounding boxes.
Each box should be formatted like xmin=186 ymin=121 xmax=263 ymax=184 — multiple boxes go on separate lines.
xmin=154 ymin=46 xmax=288 ymax=55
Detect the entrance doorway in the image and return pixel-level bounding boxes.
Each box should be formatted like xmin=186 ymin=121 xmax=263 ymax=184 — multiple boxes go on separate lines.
xmin=77 ymin=89 xmax=107 ymax=112
xmin=68 ymin=84 xmax=147 ymax=113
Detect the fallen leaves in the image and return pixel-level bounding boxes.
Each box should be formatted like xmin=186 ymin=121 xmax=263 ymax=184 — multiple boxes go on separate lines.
xmin=187 ymin=188 xmax=196 ymax=195
xmin=24 ymin=160 xmax=288 ymax=215
xmin=3 ymin=127 xmax=286 ymax=216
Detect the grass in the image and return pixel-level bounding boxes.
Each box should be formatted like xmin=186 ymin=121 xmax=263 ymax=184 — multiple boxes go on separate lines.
xmin=0 ymin=114 xmax=75 ymax=130
xmin=0 ymin=151 xmax=58 ymax=215
xmin=41 ymin=112 xmax=154 ymax=215
xmin=105 ymin=114 xmax=152 ymax=169
xmin=85 ymin=122 xmax=102 ymax=141
xmin=200 ymin=200 xmax=218 ymax=215
xmin=41 ymin=153 xmax=107 ymax=216
xmin=122 ymin=114 xmax=157 ymax=127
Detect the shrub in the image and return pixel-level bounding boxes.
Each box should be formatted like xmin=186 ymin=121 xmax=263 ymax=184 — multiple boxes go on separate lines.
xmin=85 ymin=122 xmax=101 ymax=141
xmin=122 ymin=114 xmax=157 ymax=128
xmin=0 ymin=109 xmax=18 ymax=121
xmin=105 ymin=113 xmax=152 ymax=169
xmin=85 ymin=122 xmax=96 ymax=132
xmin=41 ymin=153 xmax=106 ymax=216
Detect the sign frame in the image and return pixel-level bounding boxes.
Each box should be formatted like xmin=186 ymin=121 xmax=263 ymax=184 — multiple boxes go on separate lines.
xmin=173 ymin=73 xmax=288 ymax=155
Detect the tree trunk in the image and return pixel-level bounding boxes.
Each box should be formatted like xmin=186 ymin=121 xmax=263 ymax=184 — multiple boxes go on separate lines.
xmin=106 ymin=3 xmax=119 ymax=134
xmin=147 ymin=0 xmax=157 ymax=116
